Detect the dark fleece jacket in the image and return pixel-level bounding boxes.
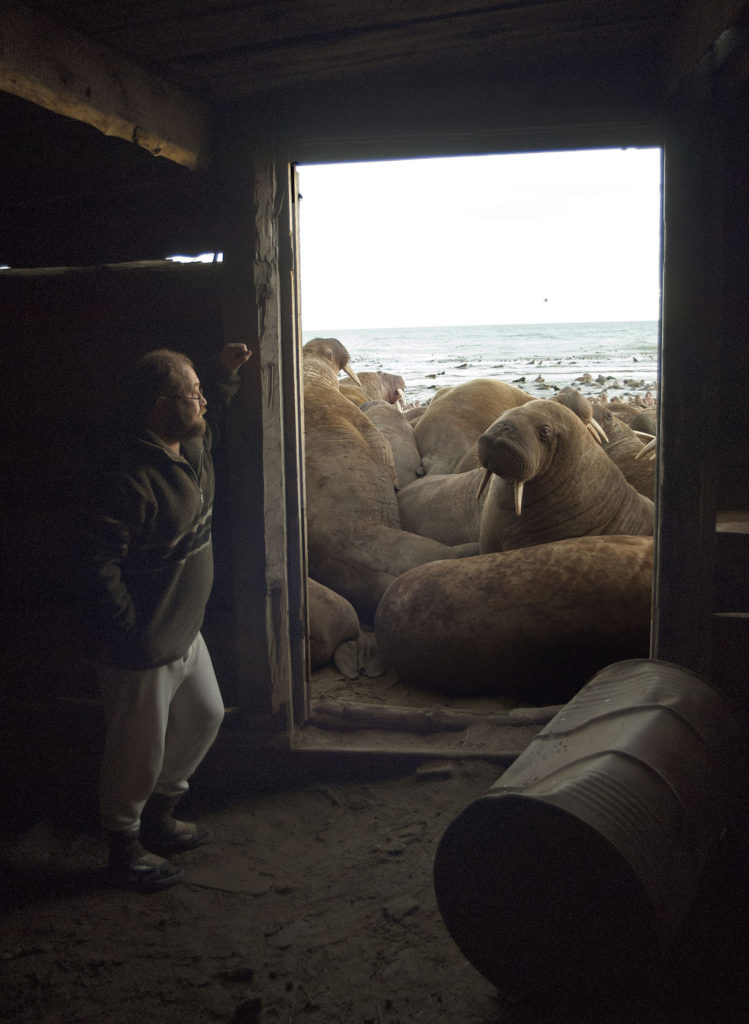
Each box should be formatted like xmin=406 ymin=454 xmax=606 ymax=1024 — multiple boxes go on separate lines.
xmin=82 ymin=427 xmax=217 ymax=669
xmin=81 ymin=363 xmax=240 ymax=670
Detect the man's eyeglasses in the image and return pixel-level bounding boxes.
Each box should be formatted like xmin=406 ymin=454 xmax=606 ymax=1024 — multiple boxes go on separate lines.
xmin=172 ymin=389 xmax=206 ymax=405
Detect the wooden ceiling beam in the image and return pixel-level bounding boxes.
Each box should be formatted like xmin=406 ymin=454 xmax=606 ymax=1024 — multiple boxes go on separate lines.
xmin=0 ymin=5 xmax=210 ymax=170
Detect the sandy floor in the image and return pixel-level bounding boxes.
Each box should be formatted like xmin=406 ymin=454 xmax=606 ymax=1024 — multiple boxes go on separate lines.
xmin=2 ymin=698 xmax=749 ymax=1024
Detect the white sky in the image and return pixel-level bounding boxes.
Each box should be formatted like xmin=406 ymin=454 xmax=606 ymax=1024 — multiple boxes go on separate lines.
xmin=297 ymin=147 xmax=662 ymax=331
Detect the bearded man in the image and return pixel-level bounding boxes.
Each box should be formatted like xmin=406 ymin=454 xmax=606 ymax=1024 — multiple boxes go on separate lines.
xmin=82 ymin=344 xmax=250 ymax=891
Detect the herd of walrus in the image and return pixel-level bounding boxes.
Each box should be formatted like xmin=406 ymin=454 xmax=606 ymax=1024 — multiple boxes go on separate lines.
xmin=303 ymin=336 xmax=658 ymax=704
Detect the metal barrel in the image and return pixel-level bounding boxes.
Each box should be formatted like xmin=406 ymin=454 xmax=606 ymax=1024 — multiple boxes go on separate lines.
xmin=433 ymin=659 xmax=744 ymax=1007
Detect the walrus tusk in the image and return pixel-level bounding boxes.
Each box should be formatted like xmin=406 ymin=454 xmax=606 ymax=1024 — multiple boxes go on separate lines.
xmin=514 ymin=480 xmax=524 ymax=516
xmin=343 ymin=363 xmax=362 ymax=386
xmin=635 ymin=438 xmax=657 ymax=461
xmin=476 ymin=470 xmax=524 ymax=513
xmin=633 ymin=429 xmax=655 ymax=440
xmin=476 ymin=468 xmax=492 ymax=500
xmin=587 ymin=420 xmax=608 ymax=444
xmin=395 ymin=387 xmax=406 ymax=412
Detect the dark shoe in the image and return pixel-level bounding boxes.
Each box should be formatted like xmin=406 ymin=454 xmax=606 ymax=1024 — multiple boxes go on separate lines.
xmin=140 ymin=793 xmax=214 ymax=856
xmin=106 ymin=831 xmax=184 ymax=892
xmin=141 ymin=820 xmax=214 ymax=856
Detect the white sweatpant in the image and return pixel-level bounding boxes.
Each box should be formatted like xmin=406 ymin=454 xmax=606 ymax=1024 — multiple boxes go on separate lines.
xmin=95 ymin=632 xmax=225 ymax=834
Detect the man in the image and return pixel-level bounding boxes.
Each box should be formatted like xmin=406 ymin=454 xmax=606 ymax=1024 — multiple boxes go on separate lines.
xmin=82 ymin=343 xmax=251 ymax=891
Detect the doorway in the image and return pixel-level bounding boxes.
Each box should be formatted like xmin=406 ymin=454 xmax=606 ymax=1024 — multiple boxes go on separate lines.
xmin=291 ymin=148 xmax=663 ymax=752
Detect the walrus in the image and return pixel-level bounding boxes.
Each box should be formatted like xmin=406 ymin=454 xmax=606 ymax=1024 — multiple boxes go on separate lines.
xmin=307 ymin=577 xmax=360 ymax=671
xmin=374 ymin=535 xmax=654 ymax=702
xmin=361 ymin=399 xmax=423 ymax=488
xmin=592 ymin=403 xmax=655 ymax=498
xmin=340 ymin=370 xmax=406 ymax=408
xmin=413 ymin=377 xmax=534 ymax=476
xmin=303 ymin=338 xmax=478 ymax=623
xmin=552 ymin=386 xmax=609 ymax=443
xmin=397 ymin=468 xmax=486 ymax=545
xmin=397 ymin=391 xmax=608 ymax=548
xmin=477 ymin=398 xmax=654 ymax=553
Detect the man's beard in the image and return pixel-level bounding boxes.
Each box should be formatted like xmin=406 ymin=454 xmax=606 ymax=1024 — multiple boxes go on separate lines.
xmin=181 ymin=419 xmax=207 ymax=441
xmin=163 ymin=403 xmax=207 ymax=443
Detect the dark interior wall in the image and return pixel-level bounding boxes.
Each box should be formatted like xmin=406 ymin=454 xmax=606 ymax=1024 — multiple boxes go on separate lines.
xmin=709 ymin=75 xmax=749 ymax=704
xmin=0 ymin=262 xmax=238 ymax=703
xmin=0 ymin=91 xmax=283 ymax=715
xmin=0 ymin=92 xmax=219 ymax=267
xmin=0 ymin=261 xmax=225 ymax=424
xmin=0 ymin=90 xmax=261 ymax=708
xmin=717 ymin=76 xmax=749 ymax=509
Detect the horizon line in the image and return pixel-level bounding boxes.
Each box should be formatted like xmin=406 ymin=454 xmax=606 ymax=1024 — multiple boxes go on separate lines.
xmin=302 ymin=317 xmax=660 ymax=333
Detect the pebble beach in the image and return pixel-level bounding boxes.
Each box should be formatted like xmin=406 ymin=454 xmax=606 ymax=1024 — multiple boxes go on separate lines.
xmin=303 ymin=320 xmax=660 ymax=408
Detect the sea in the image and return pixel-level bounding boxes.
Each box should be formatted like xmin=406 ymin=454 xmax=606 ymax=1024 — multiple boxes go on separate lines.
xmin=301 ymin=320 xmax=660 ymax=407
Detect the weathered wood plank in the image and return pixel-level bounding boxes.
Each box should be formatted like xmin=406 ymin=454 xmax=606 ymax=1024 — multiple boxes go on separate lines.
xmin=279 ymin=161 xmax=310 ymax=726
xmin=0 ymin=6 xmax=209 ymax=169
xmin=308 ymin=700 xmax=563 ymax=734
xmin=180 ymin=4 xmax=668 ymax=98
xmin=35 ymin=1 xmax=671 ymax=63
xmin=219 ymin=130 xmax=300 ymax=725
xmin=267 ymin=56 xmax=662 ymax=167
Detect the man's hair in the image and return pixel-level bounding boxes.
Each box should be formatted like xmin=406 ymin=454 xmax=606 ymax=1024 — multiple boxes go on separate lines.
xmin=125 ymin=349 xmax=194 ymax=428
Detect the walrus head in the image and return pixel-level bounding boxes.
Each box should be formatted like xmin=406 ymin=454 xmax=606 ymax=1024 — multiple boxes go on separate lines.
xmin=303 ymin=337 xmax=362 ymax=388
xmin=554 ymin=387 xmax=608 ymax=443
xmin=475 ymin=400 xmax=592 ymax=515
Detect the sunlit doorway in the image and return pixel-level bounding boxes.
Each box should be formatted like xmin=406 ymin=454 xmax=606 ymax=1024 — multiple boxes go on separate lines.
xmin=295 ymin=148 xmax=663 ymax=750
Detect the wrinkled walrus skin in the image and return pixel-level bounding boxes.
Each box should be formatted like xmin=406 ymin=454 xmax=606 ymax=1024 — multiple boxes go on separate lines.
xmin=477 ymin=399 xmax=654 ymax=553
xmin=374 ymin=535 xmax=653 ymax=703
